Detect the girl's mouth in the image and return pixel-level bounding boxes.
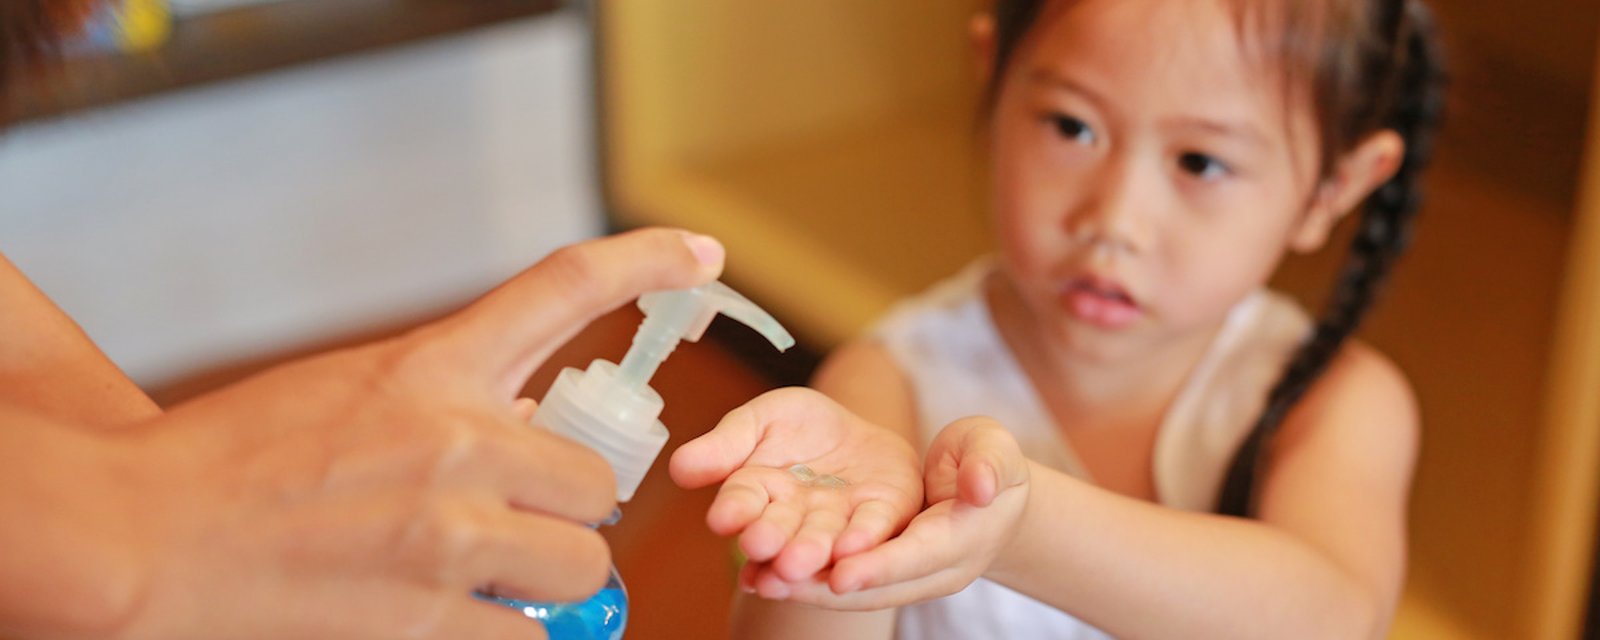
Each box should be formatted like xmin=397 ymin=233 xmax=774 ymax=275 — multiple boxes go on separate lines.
xmin=1060 ymin=277 xmax=1144 ymax=329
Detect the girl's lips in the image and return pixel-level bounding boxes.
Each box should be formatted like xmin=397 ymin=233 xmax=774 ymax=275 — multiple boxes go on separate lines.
xmin=1060 ymin=278 xmax=1143 ymax=329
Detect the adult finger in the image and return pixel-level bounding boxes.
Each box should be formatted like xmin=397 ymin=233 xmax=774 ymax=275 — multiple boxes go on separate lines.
xmin=483 ymin=419 xmax=614 ymax=524
xmin=302 ymin=410 xmax=615 ymax=526
xmin=437 ymin=504 xmax=613 ymax=603
xmin=425 ymin=228 xmax=725 ymax=398
xmin=428 ymin=414 xmax=618 ymax=525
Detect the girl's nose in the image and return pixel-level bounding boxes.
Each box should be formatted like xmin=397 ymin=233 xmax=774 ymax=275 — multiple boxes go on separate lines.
xmin=1063 ymin=157 xmax=1151 ymax=257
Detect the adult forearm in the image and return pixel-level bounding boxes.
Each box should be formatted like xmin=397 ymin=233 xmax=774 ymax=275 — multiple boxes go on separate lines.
xmin=0 ymin=254 xmax=158 ymax=427
xmin=987 ymin=462 xmax=1382 ymax=640
xmin=0 ymin=408 xmax=145 ymax=639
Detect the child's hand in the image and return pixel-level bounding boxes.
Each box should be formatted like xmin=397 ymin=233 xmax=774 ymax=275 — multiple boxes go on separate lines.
xmin=669 ymin=388 xmax=922 ymax=583
xmin=742 ymin=417 xmax=1030 ymax=610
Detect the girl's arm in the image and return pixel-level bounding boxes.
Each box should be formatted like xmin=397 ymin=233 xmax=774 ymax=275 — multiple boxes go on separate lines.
xmin=987 ymin=342 xmax=1418 ymax=640
xmin=727 ymin=339 xmax=920 ymax=640
xmin=0 ymin=252 xmax=159 ymax=426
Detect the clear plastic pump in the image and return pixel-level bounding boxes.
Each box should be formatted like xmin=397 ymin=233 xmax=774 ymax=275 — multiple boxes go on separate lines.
xmin=532 ymin=280 xmax=795 ymax=501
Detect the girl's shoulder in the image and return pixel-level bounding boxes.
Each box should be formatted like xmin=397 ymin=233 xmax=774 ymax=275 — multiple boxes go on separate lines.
xmin=1293 ymin=339 xmax=1419 ymax=436
xmin=870 ymin=259 xmax=1005 ymax=370
xmin=813 ymin=338 xmax=921 ymax=444
xmin=1240 ymin=285 xmax=1418 ymax=466
xmin=819 ymin=259 xmax=1005 ymax=445
xmin=874 ymin=260 xmax=996 ymax=332
xmin=1184 ymin=293 xmax=1417 ymax=510
xmin=1273 ymin=338 xmax=1421 ymax=483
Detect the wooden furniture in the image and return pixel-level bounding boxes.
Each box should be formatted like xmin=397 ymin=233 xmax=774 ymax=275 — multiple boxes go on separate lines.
xmin=7 ymin=0 xmax=562 ymax=125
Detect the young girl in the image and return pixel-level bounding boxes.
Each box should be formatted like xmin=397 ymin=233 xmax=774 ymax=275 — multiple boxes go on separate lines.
xmin=670 ymin=0 xmax=1446 ymax=637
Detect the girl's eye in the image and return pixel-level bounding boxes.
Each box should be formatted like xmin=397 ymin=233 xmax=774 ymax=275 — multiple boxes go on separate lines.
xmin=1050 ymin=114 xmax=1097 ymax=145
xmin=1178 ymin=152 xmax=1231 ymax=180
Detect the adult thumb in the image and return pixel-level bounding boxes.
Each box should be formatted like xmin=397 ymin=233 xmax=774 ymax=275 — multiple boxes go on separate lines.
xmin=423 ymin=228 xmax=724 ymax=399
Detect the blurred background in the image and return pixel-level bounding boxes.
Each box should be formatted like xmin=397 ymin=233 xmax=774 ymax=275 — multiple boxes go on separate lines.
xmin=2 ymin=1 xmax=1598 ymax=638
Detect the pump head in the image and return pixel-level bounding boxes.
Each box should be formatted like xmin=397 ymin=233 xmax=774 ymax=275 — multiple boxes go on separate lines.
xmin=532 ymin=281 xmax=793 ymax=502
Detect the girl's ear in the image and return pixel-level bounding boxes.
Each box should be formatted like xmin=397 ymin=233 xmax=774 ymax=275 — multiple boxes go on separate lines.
xmin=971 ymin=11 xmax=998 ymax=86
xmin=1291 ymin=130 xmax=1406 ymax=253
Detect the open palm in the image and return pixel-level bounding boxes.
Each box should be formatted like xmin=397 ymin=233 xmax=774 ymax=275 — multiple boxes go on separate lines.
xmin=737 ymin=416 xmax=1031 ymax=609
xmin=669 ymin=387 xmax=922 ymax=583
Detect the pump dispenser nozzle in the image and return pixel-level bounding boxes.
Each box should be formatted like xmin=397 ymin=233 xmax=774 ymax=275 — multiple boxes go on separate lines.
xmin=532 ymin=281 xmax=793 ymax=502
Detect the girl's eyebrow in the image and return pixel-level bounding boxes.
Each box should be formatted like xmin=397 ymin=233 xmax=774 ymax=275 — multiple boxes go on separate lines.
xmin=1027 ymin=67 xmax=1265 ymax=149
xmin=1167 ymin=116 xmax=1270 ymax=150
xmin=1026 ymin=67 xmax=1110 ymax=112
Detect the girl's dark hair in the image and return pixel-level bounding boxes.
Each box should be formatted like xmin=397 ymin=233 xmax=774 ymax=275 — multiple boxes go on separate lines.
xmin=988 ymin=0 xmax=1448 ymax=517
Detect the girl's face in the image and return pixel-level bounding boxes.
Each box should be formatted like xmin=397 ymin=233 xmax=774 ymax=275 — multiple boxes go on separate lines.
xmin=988 ymin=0 xmax=1330 ymax=357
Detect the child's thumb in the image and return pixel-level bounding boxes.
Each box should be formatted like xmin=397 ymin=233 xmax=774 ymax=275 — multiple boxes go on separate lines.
xmin=926 ymin=416 xmax=1027 ymax=507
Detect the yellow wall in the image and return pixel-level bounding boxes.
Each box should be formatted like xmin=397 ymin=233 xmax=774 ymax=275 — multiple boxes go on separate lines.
xmin=601 ymin=0 xmax=989 ymax=346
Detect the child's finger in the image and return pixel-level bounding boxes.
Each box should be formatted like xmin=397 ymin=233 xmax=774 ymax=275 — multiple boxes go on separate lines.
xmin=828 ymin=504 xmax=962 ymax=594
xmin=773 ymin=508 xmax=847 ymax=581
xmin=706 ymin=474 xmax=773 ymax=536
xmin=668 ymin=387 xmax=838 ymax=489
xmin=833 ymin=499 xmax=903 ymax=558
xmin=755 ymin=560 xmax=962 ymax=612
xmin=781 ymin=568 xmax=964 ymax=611
xmin=739 ymin=498 xmax=805 ymax=563
xmin=669 ymin=401 xmax=770 ymax=490
xmin=510 ymin=397 xmax=538 ymax=423
xmin=737 ymin=560 xmax=765 ymax=594
xmin=958 ymin=459 xmax=999 ymax=507
xmin=752 ymin=564 xmax=796 ymax=600
xmin=927 ymin=417 xmax=1027 ymax=506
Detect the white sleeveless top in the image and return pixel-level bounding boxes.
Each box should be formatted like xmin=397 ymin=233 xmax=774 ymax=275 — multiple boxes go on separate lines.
xmin=872 ymin=261 xmax=1311 ymax=639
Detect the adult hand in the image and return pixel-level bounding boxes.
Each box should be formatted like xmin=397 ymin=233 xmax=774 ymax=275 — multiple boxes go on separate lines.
xmin=0 ymin=228 xmax=725 ymax=640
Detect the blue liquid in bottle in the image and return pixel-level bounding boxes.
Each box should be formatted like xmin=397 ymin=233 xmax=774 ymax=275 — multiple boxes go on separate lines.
xmin=480 ymin=565 xmax=627 ymax=639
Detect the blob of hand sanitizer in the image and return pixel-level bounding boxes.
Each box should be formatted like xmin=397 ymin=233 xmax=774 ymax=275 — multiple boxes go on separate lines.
xmin=479 ymin=280 xmax=794 ymax=639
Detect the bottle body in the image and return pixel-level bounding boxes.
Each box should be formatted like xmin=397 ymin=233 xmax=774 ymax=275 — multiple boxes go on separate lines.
xmin=482 ymin=565 xmax=627 ymax=639
xmin=484 ymin=281 xmax=791 ymax=638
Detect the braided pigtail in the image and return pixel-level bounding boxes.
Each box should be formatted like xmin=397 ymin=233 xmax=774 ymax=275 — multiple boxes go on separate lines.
xmin=1216 ymin=0 xmax=1449 ymax=517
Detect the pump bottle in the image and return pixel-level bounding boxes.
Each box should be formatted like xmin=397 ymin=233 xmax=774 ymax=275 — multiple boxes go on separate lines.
xmin=481 ymin=281 xmax=793 ymax=639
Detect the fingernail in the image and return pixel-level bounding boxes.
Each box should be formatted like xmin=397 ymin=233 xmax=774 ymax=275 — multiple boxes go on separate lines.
xmin=681 ymin=232 xmax=725 ymax=266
